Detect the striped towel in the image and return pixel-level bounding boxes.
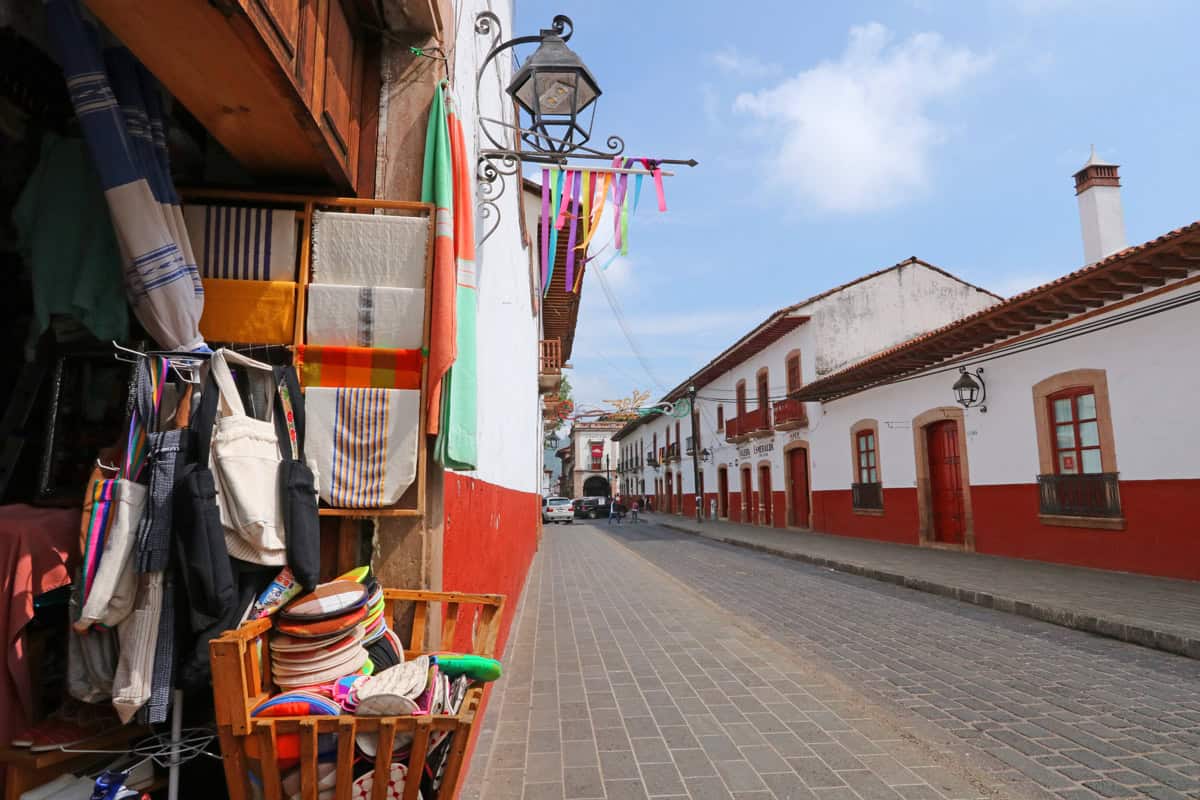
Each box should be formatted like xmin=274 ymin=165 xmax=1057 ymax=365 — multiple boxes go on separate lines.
xmin=306 ymin=284 xmax=425 ymax=349
xmin=183 ymin=204 xmax=297 ymax=281
xmin=306 ymin=388 xmax=420 ymax=508
xmin=296 ymin=345 xmax=422 ymax=390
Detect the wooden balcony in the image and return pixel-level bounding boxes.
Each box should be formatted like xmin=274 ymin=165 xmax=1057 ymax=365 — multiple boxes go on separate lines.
xmin=741 ymin=407 xmax=772 ymax=438
xmin=666 ymin=442 xmax=681 ymax=463
xmin=724 ymin=416 xmax=747 ymax=444
xmin=538 ymin=338 xmax=563 ymax=394
xmin=772 ymin=398 xmax=808 ymax=430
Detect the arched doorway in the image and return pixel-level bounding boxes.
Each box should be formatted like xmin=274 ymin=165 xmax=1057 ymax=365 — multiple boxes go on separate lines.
xmin=740 ymin=465 xmax=754 ymax=524
xmin=717 ymin=466 xmax=729 ymax=518
xmin=784 ymin=442 xmax=811 ymax=528
xmin=582 ymin=476 xmax=610 ymax=498
xmin=758 ymin=463 xmax=772 ymax=526
xmin=914 ymin=407 xmax=975 ymax=550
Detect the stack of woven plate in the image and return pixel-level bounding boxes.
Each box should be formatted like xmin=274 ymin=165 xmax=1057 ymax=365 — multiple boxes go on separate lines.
xmin=270 ymin=579 xmax=373 ymax=690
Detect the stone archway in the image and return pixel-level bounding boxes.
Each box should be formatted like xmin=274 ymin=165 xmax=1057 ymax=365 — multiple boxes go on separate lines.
xmin=582 ymin=476 xmax=611 ymax=498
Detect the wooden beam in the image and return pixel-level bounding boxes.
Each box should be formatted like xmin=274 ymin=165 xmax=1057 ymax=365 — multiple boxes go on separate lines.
xmin=1111 ymin=269 xmax=1165 ymax=288
xmin=1091 ymin=277 xmax=1142 ymax=296
xmin=1058 ymin=289 xmax=1106 ymax=309
xmin=1038 ymin=296 xmax=1087 ymax=314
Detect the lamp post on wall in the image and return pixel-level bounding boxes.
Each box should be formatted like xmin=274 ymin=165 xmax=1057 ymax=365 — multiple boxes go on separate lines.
xmin=953 ymin=367 xmax=987 ymax=412
xmin=473 ymin=12 xmax=697 ymax=243
xmin=688 ymin=385 xmax=703 ymax=524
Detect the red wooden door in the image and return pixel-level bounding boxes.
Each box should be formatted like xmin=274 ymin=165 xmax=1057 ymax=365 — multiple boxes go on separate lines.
xmin=665 ymin=472 xmax=674 ymax=513
xmin=758 ymin=465 xmax=772 ymax=525
xmin=926 ymin=421 xmax=965 ymax=544
xmin=788 ymin=448 xmax=809 ymax=527
xmin=717 ymin=468 xmax=729 ymax=517
xmin=741 ymin=467 xmax=754 ymax=524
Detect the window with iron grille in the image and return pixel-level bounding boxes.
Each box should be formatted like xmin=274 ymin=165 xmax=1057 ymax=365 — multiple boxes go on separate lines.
xmin=1038 ymin=385 xmax=1121 ymax=518
xmin=852 ymin=429 xmax=883 ymax=510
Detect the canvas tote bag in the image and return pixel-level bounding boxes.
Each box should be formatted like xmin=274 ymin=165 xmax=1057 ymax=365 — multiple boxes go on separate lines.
xmin=208 ymin=349 xmax=289 ymax=565
xmin=76 ymin=358 xmax=167 ymax=630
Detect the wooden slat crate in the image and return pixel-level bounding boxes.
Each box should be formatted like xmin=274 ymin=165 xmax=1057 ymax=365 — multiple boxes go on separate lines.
xmin=211 ymin=589 xmax=504 ymax=800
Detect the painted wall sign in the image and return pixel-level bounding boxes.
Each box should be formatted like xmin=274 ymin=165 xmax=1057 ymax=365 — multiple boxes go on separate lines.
xmin=753 ymin=441 xmax=775 ymax=456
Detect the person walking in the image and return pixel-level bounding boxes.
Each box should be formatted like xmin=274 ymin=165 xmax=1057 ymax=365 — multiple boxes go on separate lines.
xmin=608 ymin=495 xmax=622 ymax=525
xmin=631 ymin=499 xmax=640 ymax=523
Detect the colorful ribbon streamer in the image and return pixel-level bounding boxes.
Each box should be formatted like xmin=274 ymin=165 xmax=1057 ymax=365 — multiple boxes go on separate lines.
xmin=544 ymin=168 xmax=564 ymax=294
xmin=565 ymin=170 xmax=582 ymax=290
xmin=539 ymin=170 xmax=550 ymax=290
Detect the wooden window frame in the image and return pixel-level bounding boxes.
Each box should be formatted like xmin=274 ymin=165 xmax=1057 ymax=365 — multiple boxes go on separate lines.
xmin=717 ymin=405 xmax=724 ymax=432
xmin=736 ymin=380 xmax=747 ymax=417
xmin=756 ymin=367 xmax=769 ymax=411
xmin=1031 ymin=369 xmax=1124 ymax=530
xmin=1047 ymin=387 xmax=1102 ymax=476
xmin=785 ymin=350 xmax=802 ymax=393
xmin=849 ymin=419 xmax=883 ymax=515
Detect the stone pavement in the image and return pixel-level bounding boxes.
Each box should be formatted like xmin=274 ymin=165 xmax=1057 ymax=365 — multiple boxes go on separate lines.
xmin=464 ymin=524 xmax=1045 ymax=800
xmin=605 ymin=521 xmax=1200 ymax=800
xmin=642 ymin=513 xmax=1200 ymax=660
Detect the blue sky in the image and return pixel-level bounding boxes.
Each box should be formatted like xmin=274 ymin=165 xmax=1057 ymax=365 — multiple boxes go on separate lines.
xmin=515 ymin=0 xmax=1200 ymax=415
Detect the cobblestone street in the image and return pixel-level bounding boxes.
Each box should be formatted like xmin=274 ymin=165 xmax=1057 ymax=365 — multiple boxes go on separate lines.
xmin=465 ymin=522 xmax=1200 ymax=800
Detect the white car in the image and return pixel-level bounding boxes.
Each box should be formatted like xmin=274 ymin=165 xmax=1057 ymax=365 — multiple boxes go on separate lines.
xmin=542 ymin=497 xmax=574 ymax=524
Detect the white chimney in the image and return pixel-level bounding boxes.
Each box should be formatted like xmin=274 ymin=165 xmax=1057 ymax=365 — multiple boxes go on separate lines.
xmin=1073 ymin=146 xmax=1127 ymax=264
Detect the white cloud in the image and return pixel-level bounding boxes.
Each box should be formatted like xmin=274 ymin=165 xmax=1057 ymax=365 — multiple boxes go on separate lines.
xmin=712 ymin=47 xmax=780 ymax=79
xmin=733 ymin=22 xmax=992 ymax=213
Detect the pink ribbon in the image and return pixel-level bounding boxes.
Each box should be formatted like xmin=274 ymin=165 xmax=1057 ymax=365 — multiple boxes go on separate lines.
xmin=565 ymin=168 xmax=583 ymax=290
xmin=642 ymin=159 xmax=667 ymax=212
xmin=556 ymin=170 xmax=574 ymax=230
xmin=540 ymin=170 xmax=550 ymax=289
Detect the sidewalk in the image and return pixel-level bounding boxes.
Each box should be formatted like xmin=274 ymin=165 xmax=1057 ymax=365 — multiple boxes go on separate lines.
xmin=644 ymin=512 xmax=1200 ymax=660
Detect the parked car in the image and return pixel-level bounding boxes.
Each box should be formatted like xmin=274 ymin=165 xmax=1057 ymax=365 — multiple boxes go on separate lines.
xmin=542 ymin=497 xmax=574 ymax=524
xmin=573 ymin=497 xmax=610 ymax=519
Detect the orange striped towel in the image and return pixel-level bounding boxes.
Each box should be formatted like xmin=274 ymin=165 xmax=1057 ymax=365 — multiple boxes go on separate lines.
xmin=295 ymin=346 xmax=422 ymax=390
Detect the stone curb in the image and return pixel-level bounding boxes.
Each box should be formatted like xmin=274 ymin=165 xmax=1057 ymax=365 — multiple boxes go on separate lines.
xmin=656 ymin=521 xmax=1200 ymax=661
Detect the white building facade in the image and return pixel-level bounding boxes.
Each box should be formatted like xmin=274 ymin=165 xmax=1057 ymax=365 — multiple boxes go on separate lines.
xmin=614 ymin=260 xmax=1000 ymax=523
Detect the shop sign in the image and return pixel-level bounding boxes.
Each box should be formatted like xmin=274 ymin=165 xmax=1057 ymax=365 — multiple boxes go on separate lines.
xmin=753 ymin=441 xmax=774 ymax=456
xmin=786 ymin=430 xmax=805 ymax=443
xmin=590 ymin=442 xmax=604 ymax=460
xmin=738 ymin=447 xmax=751 ymax=458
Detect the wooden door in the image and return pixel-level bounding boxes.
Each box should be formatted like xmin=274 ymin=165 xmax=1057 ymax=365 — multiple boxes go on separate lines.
xmin=741 ymin=467 xmax=754 ymax=524
xmin=788 ymin=448 xmax=809 ymax=527
xmin=717 ymin=468 xmax=729 ymax=518
xmin=665 ymin=472 xmax=673 ymax=514
xmin=926 ymin=421 xmax=965 ymax=544
xmin=759 ymin=465 xmax=772 ymax=526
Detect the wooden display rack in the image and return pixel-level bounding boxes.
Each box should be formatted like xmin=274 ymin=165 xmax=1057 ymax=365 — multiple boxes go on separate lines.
xmin=179 ymin=190 xmax=434 ymax=524
xmin=0 ymin=727 xmax=151 ymax=800
xmin=210 ymin=589 xmax=503 ymax=800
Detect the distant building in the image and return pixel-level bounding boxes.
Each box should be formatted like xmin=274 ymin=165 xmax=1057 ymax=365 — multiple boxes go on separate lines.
xmin=559 ymin=419 xmax=628 ymax=499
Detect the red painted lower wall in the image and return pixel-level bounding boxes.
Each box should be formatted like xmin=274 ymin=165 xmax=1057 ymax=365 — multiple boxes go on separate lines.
xmin=442 ymin=471 xmax=541 ymax=796
xmin=442 ymin=472 xmax=540 ymax=654
xmin=812 ymin=489 xmax=920 ymax=545
xmin=813 ymin=479 xmax=1200 ymax=581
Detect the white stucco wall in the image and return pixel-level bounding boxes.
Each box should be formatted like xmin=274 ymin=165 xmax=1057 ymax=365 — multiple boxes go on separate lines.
xmin=446 ymin=0 xmax=541 ymax=495
xmin=807 ymin=281 xmax=1199 ymax=491
xmin=808 ymin=263 xmax=999 ymax=377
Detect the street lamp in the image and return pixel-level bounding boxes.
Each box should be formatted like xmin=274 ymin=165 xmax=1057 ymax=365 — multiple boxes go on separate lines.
xmin=507 ymin=23 xmax=601 ymax=154
xmin=953 ymin=367 xmax=987 ymax=412
xmin=688 ymin=385 xmax=704 ymax=523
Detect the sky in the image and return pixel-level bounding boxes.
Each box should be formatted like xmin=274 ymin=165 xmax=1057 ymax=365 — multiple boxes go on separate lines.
xmin=514 ymin=0 xmax=1200 ymax=417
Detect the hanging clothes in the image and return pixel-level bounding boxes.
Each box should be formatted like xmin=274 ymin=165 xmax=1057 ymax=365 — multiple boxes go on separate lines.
xmin=12 ymin=131 xmax=129 ymax=342
xmin=433 ymin=92 xmax=477 ymax=470
xmin=421 ymin=83 xmax=456 ymax=437
xmin=45 ymin=0 xmax=206 ymax=352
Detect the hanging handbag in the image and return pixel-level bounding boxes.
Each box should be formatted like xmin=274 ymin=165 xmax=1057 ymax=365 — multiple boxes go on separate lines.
xmin=76 ymin=358 xmax=166 ymax=630
xmin=273 ymin=365 xmax=320 ymax=591
xmin=208 ymin=349 xmax=289 ymax=565
xmin=173 ymin=368 xmax=236 ymax=633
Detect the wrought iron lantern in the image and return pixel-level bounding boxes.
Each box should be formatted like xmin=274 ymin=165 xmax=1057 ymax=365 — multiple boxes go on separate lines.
xmin=508 ymin=26 xmax=601 ymax=153
xmin=952 ymin=367 xmax=987 ymax=411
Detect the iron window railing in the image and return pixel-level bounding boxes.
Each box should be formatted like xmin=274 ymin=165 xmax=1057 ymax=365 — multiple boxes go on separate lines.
xmin=1037 ymin=472 xmax=1121 ymax=518
xmin=851 ymin=482 xmax=883 ymax=511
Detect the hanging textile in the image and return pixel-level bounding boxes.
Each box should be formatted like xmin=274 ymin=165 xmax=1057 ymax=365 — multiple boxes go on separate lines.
xmin=433 ymin=93 xmax=478 ymax=470
xmin=421 ymin=83 xmax=456 ymax=436
xmin=45 ymin=0 xmax=206 ymax=352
